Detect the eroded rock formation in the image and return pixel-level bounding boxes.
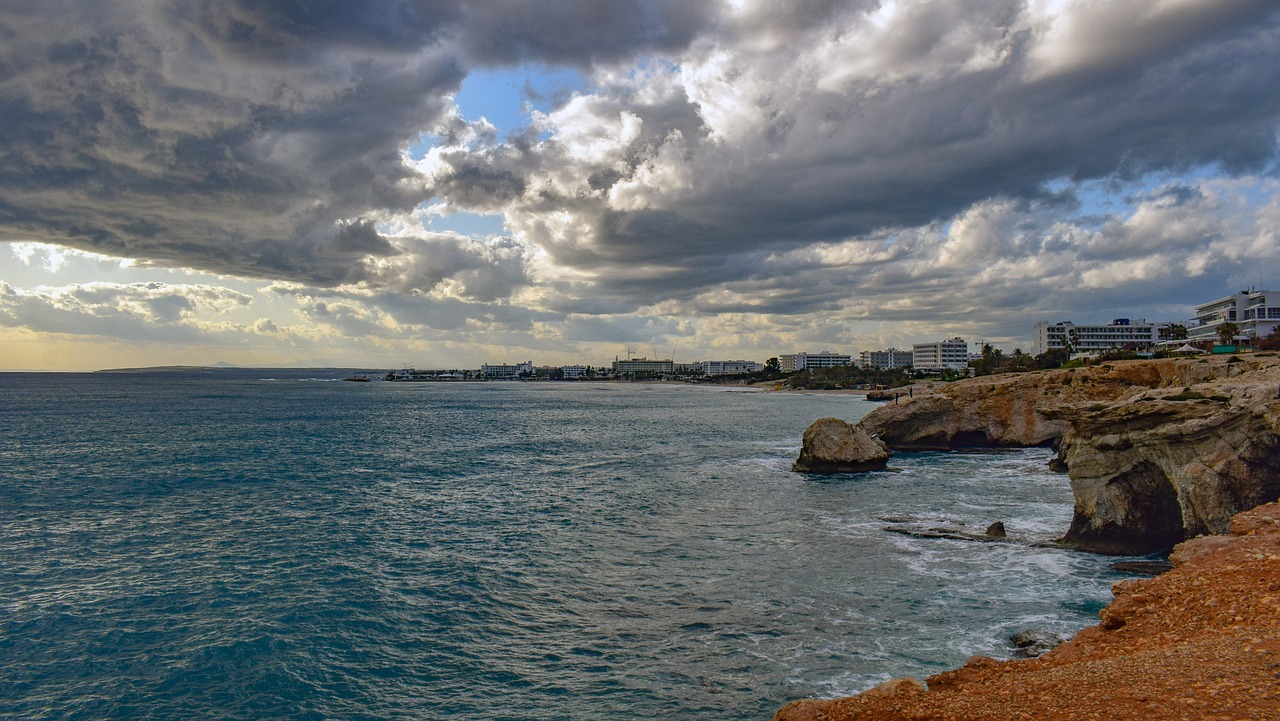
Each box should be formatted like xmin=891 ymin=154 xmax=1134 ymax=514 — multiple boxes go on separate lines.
xmin=793 ymin=417 xmax=891 ymax=473
xmin=1057 ymin=360 xmax=1280 ymax=554
xmin=773 ymin=502 xmax=1280 ymax=721
xmin=848 ymin=355 xmax=1280 ymax=554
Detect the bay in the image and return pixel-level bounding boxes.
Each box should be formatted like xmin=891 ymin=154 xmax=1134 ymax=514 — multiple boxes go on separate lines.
xmin=0 ymin=372 xmax=1134 ymax=720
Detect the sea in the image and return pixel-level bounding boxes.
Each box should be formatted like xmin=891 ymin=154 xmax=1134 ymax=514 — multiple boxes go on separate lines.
xmin=0 ymin=370 xmax=1148 ymax=720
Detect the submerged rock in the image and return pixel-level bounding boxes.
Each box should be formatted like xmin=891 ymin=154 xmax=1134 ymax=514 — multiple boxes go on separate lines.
xmin=883 ymin=523 xmax=1012 ymax=544
xmin=792 ymin=417 xmax=890 ymax=473
xmin=1110 ymin=560 xmax=1175 ymax=575
xmin=1011 ymin=629 xmax=1063 ymax=658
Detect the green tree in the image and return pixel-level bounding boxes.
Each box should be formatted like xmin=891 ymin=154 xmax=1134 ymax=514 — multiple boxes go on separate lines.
xmin=1034 ymin=348 xmax=1069 ymax=369
xmin=1217 ymin=322 xmax=1240 ymax=346
xmin=1002 ymin=348 xmax=1036 ymax=372
xmin=1159 ymin=323 xmax=1188 ymax=342
xmin=764 ymin=357 xmax=781 ymax=374
xmin=972 ymin=343 xmax=1004 ymax=376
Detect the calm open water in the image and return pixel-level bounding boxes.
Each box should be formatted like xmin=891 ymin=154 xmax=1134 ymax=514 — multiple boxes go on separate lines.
xmin=0 ymin=371 xmax=1139 ymax=720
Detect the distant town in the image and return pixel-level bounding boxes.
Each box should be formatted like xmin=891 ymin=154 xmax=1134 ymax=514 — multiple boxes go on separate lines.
xmin=383 ymin=289 xmax=1280 ymax=386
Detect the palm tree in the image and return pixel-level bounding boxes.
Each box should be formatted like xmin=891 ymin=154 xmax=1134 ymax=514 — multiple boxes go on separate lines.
xmin=1065 ymin=328 xmax=1080 ymax=356
xmin=1217 ymin=322 xmax=1240 ymax=346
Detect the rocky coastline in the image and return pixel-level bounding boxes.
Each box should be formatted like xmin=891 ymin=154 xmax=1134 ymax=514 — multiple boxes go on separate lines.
xmin=779 ymin=355 xmax=1280 ymax=719
xmin=797 ymin=354 xmax=1280 ymax=555
xmin=773 ymin=502 xmax=1280 ymax=720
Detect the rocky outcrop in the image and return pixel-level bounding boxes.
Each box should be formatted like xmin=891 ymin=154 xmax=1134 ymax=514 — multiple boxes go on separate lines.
xmin=773 ymin=502 xmax=1280 ymax=721
xmin=848 ymin=355 xmax=1280 ymax=554
xmin=856 ymin=368 xmax=1141 ymax=449
xmin=1057 ymin=360 xmax=1280 ymax=554
xmin=793 ymin=417 xmax=891 ymax=473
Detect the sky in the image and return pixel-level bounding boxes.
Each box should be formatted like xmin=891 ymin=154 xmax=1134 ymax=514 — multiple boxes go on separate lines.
xmin=2 ymin=0 xmax=1279 ymax=370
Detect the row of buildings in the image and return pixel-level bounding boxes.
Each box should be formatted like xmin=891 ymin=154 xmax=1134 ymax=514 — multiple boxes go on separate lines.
xmin=466 ymin=358 xmax=766 ymax=379
xmin=778 ymin=339 xmax=975 ymax=372
xmin=1033 ymin=290 xmax=1280 ymax=356
xmin=463 ymin=290 xmax=1280 ymax=380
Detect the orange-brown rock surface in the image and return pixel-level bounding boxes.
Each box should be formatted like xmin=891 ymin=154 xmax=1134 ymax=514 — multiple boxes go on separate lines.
xmin=773 ymin=502 xmax=1280 ymax=721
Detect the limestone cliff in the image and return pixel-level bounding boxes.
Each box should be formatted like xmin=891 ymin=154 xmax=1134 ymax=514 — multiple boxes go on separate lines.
xmin=851 ymin=355 xmax=1280 ymax=554
xmin=857 ymin=359 xmax=1247 ymax=449
xmin=773 ymin=502 xmax=1280 ymax=721
xmin=1057 ymin=358 xmax=1280 ymax=554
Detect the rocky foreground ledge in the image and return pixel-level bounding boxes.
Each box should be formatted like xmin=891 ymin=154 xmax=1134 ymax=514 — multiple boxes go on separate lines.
xmin=798 ymin=354 xmax=1280 ymax=555
xmin=774 ymin=502 xmax=1280 ymax=721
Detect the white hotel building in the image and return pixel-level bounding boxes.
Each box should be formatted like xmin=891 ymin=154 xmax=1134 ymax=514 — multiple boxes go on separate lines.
xmin=1186 ymin=290 xmax=1280 ymax=344
xmin=700 ymin=360 xmax=764 ymax=376
xmin=1032 ymin=319 xmax=1168 ymax=356
xmin=858 ymin=348 xmax=914 ymax=370
xmin=479 ymin=361 xmax=534 ymax=379
xmin=911 ymin=337 xmax=970 ymax=371
xmin=779 ymin=351 xmax=852 ymax=372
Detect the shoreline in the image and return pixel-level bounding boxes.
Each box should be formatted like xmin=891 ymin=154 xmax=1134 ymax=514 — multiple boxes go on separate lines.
xmin=775 ymin=501 xmax=1280 ymax=720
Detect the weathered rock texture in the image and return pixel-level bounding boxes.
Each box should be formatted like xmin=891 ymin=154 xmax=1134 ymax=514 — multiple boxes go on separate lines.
xmin=852 ymin=355 xmax=1280 ymax=554
xmin=1058 ymin=362 xmax=1280 ymax=553
xmin=856 ymin=360 xmax=1230 ymax=450
xmin=773 ymin=502 xmax=1280 ymax=721
xmin=793 ymin=417 xmax=891 ymax=473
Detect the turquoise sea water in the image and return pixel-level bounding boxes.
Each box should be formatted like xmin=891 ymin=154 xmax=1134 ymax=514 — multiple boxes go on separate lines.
xmin=1 ymin=371 xmax=1138 ymax=720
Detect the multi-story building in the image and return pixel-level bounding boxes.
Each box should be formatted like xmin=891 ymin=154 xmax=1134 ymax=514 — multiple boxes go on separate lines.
xmin=1033 ymin=319 xmax=1169 ymax=356
xmin=779 ymin=352 xmax=852 ymax=372
xmin=858 ymin=348 xmax=914 ymax=369
xmin=1186 ymin=290 xmax=1280 ymax=344
xmin=612 ymin=357 xmax=675 ymax=375
xmin=561 ymin=365 xmax=588 ymax=379
xmin=700 ymin=360 xmax=763 ymax=376
xmin=912 ymin=337 xmax=970 ymax=371
xmin=479 ymin=361 xmax=534 ymax=379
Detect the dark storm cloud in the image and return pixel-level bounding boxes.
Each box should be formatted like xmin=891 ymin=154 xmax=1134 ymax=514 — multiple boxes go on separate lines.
xmin=455 ymin=0 xmax=715 ymax=66
xmin=0 ymin=0 xmax=714 ymax=291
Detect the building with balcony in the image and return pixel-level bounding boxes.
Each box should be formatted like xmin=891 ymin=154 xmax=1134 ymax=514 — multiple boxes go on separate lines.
xmin=1032 ymin=319 xmax=1169 ymax=356
xmin=1186 ymin=290 xmax=1280 ymax=344
xmin=480 ymin=361 xmax=534 ymax=379
xmin=912 ymin=337 xmax=970 ymax=371
xmin=612 ymin=357 xmax=675 ymax=376
xmin=779 ymin=352 xmax=852 ymax=372
xmin=561 ymin=365 xmax=588 ymax=379
xmin=858 ymin=348 xmax=914 ymax=369
xmin=700 ymin=360 xmax=763 ymax=376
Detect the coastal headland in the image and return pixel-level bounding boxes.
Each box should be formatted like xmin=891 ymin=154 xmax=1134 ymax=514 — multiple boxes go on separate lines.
xmin=804 ymin=353 xmax=1280 ymax=555
xmin=773 ymin=501 xmax=1280 ymax=721
xmin=781 ymin=354 xmax=1280 ymax=719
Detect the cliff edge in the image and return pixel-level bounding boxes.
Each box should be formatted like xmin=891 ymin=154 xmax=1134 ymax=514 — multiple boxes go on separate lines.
xmin=851 ymin=354 xmax=1280 ymax=554
xmin=774 ymin=501 xmax=1280 ymax=721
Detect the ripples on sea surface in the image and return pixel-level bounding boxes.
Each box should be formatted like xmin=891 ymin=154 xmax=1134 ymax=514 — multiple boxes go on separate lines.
xmin=0 ymin=372 xmax=1142 ymax=720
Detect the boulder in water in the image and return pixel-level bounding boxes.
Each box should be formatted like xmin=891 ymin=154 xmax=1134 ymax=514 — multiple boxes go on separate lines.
xmin=793 ymin=418 xmax=890 ymax=473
